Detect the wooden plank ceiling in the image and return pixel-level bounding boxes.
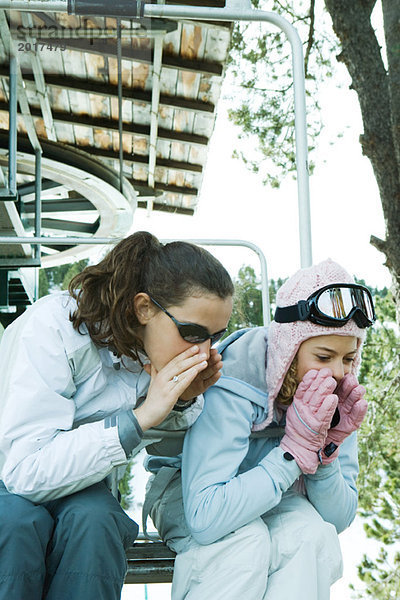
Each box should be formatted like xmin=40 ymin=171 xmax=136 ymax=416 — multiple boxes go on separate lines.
xmin=0 ymin=0 xmax=231 ymax=216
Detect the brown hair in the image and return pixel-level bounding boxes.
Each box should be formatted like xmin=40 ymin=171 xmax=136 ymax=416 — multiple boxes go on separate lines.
xmin=68 ymin=231 xmax=234 ymax=361
xmin=276 ymin=356 xmax=298 ymax=405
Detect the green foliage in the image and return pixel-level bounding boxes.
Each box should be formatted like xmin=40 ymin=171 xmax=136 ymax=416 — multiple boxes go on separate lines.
xmin=38 ymin=259 xmax=89 ymax=297
xmin=225 ymin=265 xmax=286 ymax=334
xmin=353 ymin=290 xmax=400 ymax=598
xmin=118 ymin=459 xmax=135 ymax=510
xmin=226 ymin=265 xmax=263 ymax=333
xmin=227 ymin=0 xmax=336 ymax=186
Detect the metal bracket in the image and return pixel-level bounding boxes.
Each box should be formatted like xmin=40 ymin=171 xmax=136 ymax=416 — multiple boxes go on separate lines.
xmin=0 ymin=188 xmax=18 ymax=201
xmin=0 ymin=270 xmax=8 ymax=305
xmin=68 ymin=0 xmax=145 ymax=17
xmin=0 ymin=258 xmax=41 ymax=268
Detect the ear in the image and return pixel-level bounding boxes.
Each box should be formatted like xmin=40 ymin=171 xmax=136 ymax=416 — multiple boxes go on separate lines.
xmin=134 ymin=293 xmax=156 ymax=325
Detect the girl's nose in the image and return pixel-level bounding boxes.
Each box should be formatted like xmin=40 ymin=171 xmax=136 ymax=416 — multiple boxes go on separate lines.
xmin=331 ymin=360 xmax=345 ymax=383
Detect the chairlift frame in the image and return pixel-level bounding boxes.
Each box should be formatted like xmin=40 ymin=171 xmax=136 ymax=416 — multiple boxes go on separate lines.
xmin=0 ymin=0 xmax=312 ymax=323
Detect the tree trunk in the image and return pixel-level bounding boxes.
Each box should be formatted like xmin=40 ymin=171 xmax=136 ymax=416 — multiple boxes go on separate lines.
xmin=324 ymin=0 xmax=400 ymax=322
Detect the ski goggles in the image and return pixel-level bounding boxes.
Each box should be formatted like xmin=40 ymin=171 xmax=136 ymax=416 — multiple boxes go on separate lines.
xmin=274 ymin=283 xmax=376 ymax=328
xmin=149 ymin=296 xmax=227 ymax=344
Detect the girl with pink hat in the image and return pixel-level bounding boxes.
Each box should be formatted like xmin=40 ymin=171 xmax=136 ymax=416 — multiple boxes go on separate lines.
xmin=144 ymin=258 xmax=375 ymax=600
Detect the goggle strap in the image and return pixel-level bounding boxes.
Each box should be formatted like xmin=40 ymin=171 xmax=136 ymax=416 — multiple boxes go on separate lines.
xmin=274 ymin=300 xmax=310 ymax=323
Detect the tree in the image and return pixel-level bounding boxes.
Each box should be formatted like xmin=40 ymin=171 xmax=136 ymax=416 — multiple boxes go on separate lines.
xmin=228 ymin=1 xmax=400 ymax=323
xmin=39 ymin=259 xmax=89 ymax=298
xmin=353 ymin=290 xmax=400 ymax=599
xmin=225 ymin=265 xmax=284 ymax=334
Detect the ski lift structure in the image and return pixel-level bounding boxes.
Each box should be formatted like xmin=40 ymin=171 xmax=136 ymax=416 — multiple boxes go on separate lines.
xmin=0 ymin=0 xmax=312 ymax=583
xmin=0 ymin=0 xmax=312 ymax=331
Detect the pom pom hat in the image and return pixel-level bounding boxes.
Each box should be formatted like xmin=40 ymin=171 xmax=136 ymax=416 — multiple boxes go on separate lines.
xmin=253 ymin=259 xmax=366 ymax=431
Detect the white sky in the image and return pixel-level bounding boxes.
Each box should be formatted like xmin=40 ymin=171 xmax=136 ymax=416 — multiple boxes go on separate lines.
xmin=122 ymin=6 xmax=391 ymax=598
xmin=130 ymin=72 xmax=390 ymax=293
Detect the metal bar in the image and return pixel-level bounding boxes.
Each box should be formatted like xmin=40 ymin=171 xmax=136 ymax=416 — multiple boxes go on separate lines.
xmin=34 ymin=149 xmax=41 ymax=264
xmin=117 ymin=18 xmax=123 ymax=193
xmin=142 ymin=5 xmax=312 ymax=266
xmin=0 ymin=258 xmax=41 ymax=267
xmin=18 ymin=179 xmax=62 ymax=197
xmin=170 ymin=238 xmax=270 ymax=325
xmin=0 ymin=235 xmax=270 ymax=323
xmin=0 ymin=11 xmax=42 ymax=153
xmin=0 ymin=1 xmax=67 ymax=8
xmin=20 ymin=11 xmax=57 ymax=142
xmin=147 ymin=2 xmax=164 ymax=215
xmin=8 ymin=54 xmax=17 ymax=197
xmin=0 ymin=236 xmax=120 ymax=244
xmin=23 ymin=199 xmax=96 ymax=212
xmin=0 ymin=270 xmax=8 ymax=305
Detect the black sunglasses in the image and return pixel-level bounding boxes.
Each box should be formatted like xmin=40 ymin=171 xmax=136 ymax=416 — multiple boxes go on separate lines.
xmin=149 ymin=296 xmax=227 ymax=344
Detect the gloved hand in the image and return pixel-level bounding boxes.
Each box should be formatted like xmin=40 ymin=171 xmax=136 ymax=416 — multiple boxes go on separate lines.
xmin=280 ymin=368 xmax=338 ymax=474
xmin=322 ymin=373 xmax=367 ymax=464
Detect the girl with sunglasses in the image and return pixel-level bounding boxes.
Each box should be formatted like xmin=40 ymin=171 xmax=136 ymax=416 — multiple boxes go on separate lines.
xmin=145 ymin=258 xmax=375 ymax=600
xmin=0 ymin=231 xmax=233 ymax=600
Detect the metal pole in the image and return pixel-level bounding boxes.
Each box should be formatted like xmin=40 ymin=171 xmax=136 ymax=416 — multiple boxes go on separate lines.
xmin=0 ymin=1 xmax=68 ymax=9
xmin=34 ymin=149 xmax=42 ymax=262
xmin=143 ymin=5 xmax=312 ymax=267
xmin=8 ymin=54 xmax=17 ymax=197
xmin=0 ymin=236 xmax=121 ymax=244
xmin=117 ymin=18 xmax=124 ymax=194
xmin=0 ymin=235 xmax=271 ymax=324
xmin=147 ymin=30 xmax=163 ymax=216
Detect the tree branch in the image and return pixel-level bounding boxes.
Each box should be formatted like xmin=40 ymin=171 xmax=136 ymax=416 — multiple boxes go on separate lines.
xmin=304 ymin=0 xmax=316 ymax=78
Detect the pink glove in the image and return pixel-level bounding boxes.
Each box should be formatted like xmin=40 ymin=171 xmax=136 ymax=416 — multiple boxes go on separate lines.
xmin=322 ymin=373 xmax=367 ymax=464
xmin=280 ymin=368 xmax=338 ymax=474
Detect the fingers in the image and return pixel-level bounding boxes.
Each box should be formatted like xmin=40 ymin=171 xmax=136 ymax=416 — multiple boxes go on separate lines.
xmin=168 ymin=361 xmax=208 ymax=397
xmin=349 ymin=397 xmax=368 ymax=428
xmin=319 ymin=393 xmax=339 ymax=428
xmin=298 ymin=368 xmax=336 ymax=409
xmin=161 ymin=345 xmax=209 ymax=380
xmin=197 ymin=354 xmax=222 ymax=382
xmin=348 ymin=384 xmax=366 ymax=403
xmin=294 ymin=369 xmax=319 ymax=400
xmin=336 ymin=373 xmax=359 ymax=401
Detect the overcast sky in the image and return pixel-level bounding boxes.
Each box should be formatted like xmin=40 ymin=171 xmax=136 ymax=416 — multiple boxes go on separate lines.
xmin=130 ymin=67 xmax=391 ymax=295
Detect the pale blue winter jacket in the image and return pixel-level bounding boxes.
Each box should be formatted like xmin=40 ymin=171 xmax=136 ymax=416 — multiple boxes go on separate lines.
xmin=0 ymin=292 xmax=203 ymax=503
xmin=178 ymin=327 xmax=360 ymax=545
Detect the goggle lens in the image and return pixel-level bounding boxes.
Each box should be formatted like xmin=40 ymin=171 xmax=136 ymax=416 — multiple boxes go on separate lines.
xmin=316 ymin=286 xmax=375 ymax=321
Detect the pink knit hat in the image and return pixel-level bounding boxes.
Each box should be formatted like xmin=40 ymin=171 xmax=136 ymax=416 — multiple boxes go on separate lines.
xmin=253 ymin=259 xmax=366 ymax=431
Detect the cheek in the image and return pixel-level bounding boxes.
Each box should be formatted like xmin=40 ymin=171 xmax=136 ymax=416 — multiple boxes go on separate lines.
xmin=344 ymin=362 xmax=353 ymax=375
xmin=296 ymin=356 xmax=315 ymax=382
xmin=145 ymin=331 xmax=192 ymax=371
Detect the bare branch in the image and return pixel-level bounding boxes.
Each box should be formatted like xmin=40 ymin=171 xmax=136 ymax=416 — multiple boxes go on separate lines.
xmin=304 ymin=0 xmax=316 ymax=78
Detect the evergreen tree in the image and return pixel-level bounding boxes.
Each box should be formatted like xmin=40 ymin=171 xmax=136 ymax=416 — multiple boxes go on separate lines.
xmin=38 ymin=259 xmax=90 ymax=298
xmin=352 ymin=290 xmax=400 ymax=599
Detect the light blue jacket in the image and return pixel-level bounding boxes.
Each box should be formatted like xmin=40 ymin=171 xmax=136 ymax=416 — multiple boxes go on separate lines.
xmin=180 ymin=327 xmax=360 ymax=545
